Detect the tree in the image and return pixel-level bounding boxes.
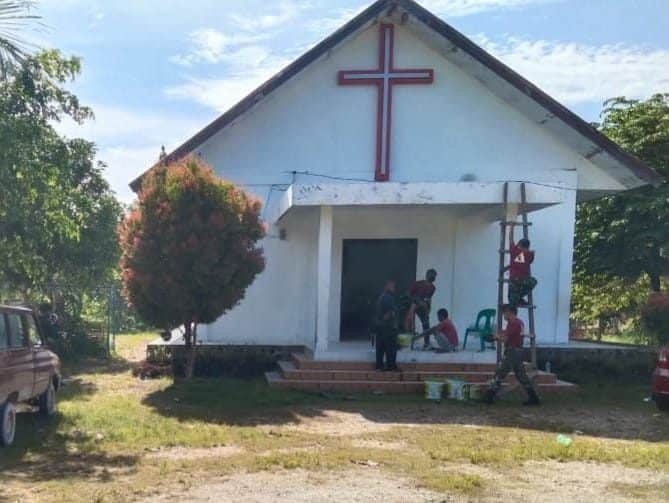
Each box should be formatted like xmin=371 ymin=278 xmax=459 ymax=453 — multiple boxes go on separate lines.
xmin=118 ymin=157 xmax=266 ymax=378
xmin=574 ymin=94 xmax=669 ymax=293
xmin=0 ymin=1 xmax=39 ymax=77
xmin=0 ymin=50 xmax=121 ymax=312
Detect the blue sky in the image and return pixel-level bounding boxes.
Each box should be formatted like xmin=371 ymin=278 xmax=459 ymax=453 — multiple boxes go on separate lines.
xmin=31 ymin=0 xmax=669 ymax=202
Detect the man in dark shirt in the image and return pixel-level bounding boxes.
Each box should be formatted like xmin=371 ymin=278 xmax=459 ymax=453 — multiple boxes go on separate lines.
xmin=374 ymin=280 xmax=399 ymax=371
xmin=406 ymin=268 xmax=437 ymax=349
xmin=483 ymin=305 xmax=540 ymax=406
xmin=506 ymin=225 xmax=537 ymax=307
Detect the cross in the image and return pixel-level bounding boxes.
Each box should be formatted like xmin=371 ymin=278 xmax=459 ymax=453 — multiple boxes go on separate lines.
xmin=338 ymin=23 xmax=434 ymax=181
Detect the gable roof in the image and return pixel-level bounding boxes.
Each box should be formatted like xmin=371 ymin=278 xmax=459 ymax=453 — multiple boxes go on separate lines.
xmin=130 ymin=0 xmax=661 ymax=192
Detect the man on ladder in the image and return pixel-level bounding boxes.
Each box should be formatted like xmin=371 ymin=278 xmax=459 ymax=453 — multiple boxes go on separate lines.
xmin=507 ymin=225 xmax=537 ymax=308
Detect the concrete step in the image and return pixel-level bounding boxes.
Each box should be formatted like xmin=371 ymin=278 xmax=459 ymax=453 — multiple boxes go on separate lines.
xmin=278 ymin=361 xmax=557 ymax=385
xmin=291 ymin=353 xmax=498 ymax=372
xmin=265 ymin=371 xmax=578 ymax=395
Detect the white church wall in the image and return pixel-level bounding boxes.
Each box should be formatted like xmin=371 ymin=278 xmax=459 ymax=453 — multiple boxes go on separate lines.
xmin=199 ymin=205 xmax=319 ymax=347
xmin=196 ymin=22 xmax=614 ymax=191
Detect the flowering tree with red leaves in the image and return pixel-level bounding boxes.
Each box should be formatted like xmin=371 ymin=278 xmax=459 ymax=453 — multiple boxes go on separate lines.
xmin=119 ymin=157 xmax=265 ymax=378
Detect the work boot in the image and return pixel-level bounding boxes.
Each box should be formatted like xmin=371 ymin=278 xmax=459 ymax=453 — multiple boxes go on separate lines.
xmin=522 ymin=388 xmax=541 ymax=406
xmin=482 ymin=388 xmax=496 ymax=404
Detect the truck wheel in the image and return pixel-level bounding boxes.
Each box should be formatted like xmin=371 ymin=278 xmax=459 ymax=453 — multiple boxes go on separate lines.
xmin=0 ymin=401 xmax=16 ymax=446
xmin=39 ymin=381 xmax=57 ymax=417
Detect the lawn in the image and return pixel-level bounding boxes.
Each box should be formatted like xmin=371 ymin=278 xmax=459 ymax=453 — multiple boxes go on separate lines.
xmin=1 ymin=334 xmax=667 ymax=502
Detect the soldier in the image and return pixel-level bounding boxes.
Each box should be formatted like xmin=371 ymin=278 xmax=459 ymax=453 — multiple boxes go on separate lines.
xmin=506 ymin=224 xmax=537 ymax=308
xmin=374 ymin=279 xmax=399 ymax=371
xmin=406 ymin=268 xmax=437 ymax=349
xmin=483 ymin=305 xmax=540 ymax=406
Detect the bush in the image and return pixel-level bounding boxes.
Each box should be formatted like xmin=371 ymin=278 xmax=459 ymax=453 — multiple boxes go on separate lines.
xmin=171 ymin=348 xmax=277 ymax=379
xmin=640 ymin=292 xmax=669 ymax=346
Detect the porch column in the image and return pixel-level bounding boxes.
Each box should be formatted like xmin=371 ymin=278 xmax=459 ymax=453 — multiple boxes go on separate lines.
xmin=315 ymin=206 xmax=333 ymax=356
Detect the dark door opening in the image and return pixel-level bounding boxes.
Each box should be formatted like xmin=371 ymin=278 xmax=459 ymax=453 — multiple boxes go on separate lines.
xmin=339 ymin=239 xmax=417 ymax=341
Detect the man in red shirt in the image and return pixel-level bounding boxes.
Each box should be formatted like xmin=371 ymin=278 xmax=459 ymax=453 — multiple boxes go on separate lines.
xmin=419 ymin=308 xmax=458 ymax=352
xmin=506 ymin=225 xmax=537 ymax=307
xmin=406 ymin=269 xmax=437 ymax=350
xmin=483 ymin=305 xmax=540 ymax=406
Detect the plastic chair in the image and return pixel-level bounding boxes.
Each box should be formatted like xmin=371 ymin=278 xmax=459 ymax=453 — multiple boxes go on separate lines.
xmin=462 ymin=309 xmax=496 ymax=351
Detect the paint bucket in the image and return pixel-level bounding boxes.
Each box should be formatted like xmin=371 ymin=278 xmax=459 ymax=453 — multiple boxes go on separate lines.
xmin=446 ymin=379 xmax=466 ymax=400
xmin=424 ymin=380 xmax=445 ymax=401
xmin=397 ymin=333 xmax=411 ymax=349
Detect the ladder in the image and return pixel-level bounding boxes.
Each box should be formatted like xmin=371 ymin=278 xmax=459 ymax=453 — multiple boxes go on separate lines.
xmin=496 ymin=182 xmax=537 ymax=368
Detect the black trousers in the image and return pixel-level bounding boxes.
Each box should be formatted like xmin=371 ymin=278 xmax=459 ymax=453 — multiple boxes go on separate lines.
xmin=491 ymin=347 xmax=535 ymax=397
xmin=375 ymin=327 xmax=398 ymax=370
xmin=414 ymin=301 xmax=431 ymax=346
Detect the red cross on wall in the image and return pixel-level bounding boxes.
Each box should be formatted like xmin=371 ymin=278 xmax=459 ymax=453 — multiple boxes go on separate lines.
xmin=338 ymin=23 xmax=434 ymax=181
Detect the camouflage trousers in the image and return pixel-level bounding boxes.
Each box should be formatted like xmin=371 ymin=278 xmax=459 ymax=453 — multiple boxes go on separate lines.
xmin=490 ymin=347 xmax=535 ymax=394
xmin=508 ymin=276 xmax=538 ymax=307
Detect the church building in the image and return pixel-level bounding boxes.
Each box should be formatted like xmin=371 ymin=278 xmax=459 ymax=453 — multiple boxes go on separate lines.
xmin=132 ymin=0 xmax=659 ymax=363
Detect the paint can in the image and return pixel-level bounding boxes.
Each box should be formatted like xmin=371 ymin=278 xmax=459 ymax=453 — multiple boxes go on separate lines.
xmin=424 ymin=380 xmax=445 ymax=401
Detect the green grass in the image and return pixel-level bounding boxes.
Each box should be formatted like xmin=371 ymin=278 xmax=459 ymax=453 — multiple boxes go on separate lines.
xmin=1 ymin=334 xmax=668 ymax=502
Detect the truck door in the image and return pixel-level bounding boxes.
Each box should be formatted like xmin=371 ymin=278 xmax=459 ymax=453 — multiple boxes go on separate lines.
xmin=0 ymin=314 xmax=12 ymax=403
xmin=5 ymin=312 xmax=34 ymax=402
xmin=23 ymin=313 xmax=50 ymax=397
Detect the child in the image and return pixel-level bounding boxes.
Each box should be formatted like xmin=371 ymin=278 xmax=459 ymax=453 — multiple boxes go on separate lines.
xmin=483 ymin=305 xmax=540 ymax=406
xmin=419 ymin=308 xmax=458 ymax=352
xmin=507 ymin=225 xmax=537 ymax=307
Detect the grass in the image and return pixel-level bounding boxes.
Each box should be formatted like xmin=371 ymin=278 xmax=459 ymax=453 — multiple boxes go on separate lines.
xmin=1 ymin=334 xmax=668 ymax=502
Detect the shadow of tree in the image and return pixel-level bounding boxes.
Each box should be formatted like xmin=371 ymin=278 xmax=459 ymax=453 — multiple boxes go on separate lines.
xmin=142 ymin=378 xmax=669 ymax=443
xmin=0 ymin=412 xmax=139 ymax=482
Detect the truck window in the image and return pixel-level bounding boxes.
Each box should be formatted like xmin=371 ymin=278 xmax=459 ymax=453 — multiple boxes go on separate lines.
xmin=23 ymin=315 xmax=41 ymax=347
xmin=6 ymin=313 xmax=26 ymax=348
xmin=0 ymin=315 xmax=8 ymax=349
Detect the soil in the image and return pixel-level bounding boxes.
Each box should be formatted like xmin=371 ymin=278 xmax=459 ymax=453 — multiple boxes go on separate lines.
xmin=145 ymin=462 xmax=668 ymax=503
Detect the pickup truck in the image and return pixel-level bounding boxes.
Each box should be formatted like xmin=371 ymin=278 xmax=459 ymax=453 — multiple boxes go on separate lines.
xmin=0 ymin=305 xmax=61 ymax=446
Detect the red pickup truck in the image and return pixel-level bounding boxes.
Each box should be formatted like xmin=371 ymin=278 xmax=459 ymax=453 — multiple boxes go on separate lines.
xmin=0 ymin=305 xmax=61 ymax=446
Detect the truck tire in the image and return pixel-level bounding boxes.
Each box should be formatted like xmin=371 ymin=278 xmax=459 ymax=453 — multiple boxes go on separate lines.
xmin=0 ymin=401 xmax=16 ymax=446
xmin=39 ymin=381 xmax=57 ymax=417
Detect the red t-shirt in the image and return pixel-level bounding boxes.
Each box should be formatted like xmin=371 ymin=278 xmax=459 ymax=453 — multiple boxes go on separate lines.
xmin=509 ymin=242 xmax=534 ymax=280
xmin=505 ymin=318 xmax=524 ymax=348
xmin=437 ymin=319 xmax=459 ymax=347
xmin=409 ymin=280 xmax=435 ymax=300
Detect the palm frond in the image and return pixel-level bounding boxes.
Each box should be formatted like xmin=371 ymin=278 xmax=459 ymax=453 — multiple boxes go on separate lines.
xmin=0 ymin=0 xmax=41 ymax=77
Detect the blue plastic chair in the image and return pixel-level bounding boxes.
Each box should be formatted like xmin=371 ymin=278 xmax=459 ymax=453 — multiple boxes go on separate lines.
xmin=462 ymin=309 xmax=496 ymax=351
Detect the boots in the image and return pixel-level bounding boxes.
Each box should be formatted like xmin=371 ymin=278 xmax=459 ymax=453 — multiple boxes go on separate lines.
xmin=522 ymin=388 xmax=541 ymax=406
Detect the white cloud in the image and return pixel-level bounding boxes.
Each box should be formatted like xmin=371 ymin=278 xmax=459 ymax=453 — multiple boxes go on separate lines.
xmin=306 ymin=5 xmax=368 ymax=35
xmin=165 ymin=55 xmax=292 ymax=112
xmin=418 ymin=0 xmax=557 ymax=17
xmin=229 ymin=1 xmax=311 ymax=32
xmin=171 ymin=28 xmax=270 ymax=66
xmin=478 ymin=36 xmax=669 ymax=105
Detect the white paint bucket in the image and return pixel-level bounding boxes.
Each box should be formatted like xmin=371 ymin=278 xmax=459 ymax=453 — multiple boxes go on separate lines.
xmin=424 ymin=380 xmax=445 ymax=401
xmin=446 ymin=379 xmax=466 ymax=400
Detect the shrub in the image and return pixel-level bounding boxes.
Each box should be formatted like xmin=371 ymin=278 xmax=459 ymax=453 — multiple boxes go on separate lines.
xmin=640 ymin=292 xmax=669 ymax=346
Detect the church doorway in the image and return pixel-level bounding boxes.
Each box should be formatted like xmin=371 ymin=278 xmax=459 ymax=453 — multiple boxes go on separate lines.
xmin=339 ymin=239 xmax=417 ymax=341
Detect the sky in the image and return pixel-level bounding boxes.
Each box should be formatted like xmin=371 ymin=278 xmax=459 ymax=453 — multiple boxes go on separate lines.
xmin=28 ymin=0 xmax=669 ymax=202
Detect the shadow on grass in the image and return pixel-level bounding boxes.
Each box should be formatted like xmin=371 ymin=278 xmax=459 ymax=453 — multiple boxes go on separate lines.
xmin=142 ymin=377 xmax=669 ymax=443
xmin=0 ymin=411 xmax=139 ymax=483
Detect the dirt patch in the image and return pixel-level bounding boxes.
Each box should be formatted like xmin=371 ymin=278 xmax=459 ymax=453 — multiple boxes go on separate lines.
xmin=145 ymin=468 xmax=447 ymax=502
xmin=143 ymin=460 xmax=669 ymax=502
xmin=445 ymin=460 xmax=669 ymax=502
xmin=281 ymin=409 xmax=420 ymax=437
xmin=351 ymin=439 xmax=410 ymax=450
xmin=146 ymin=445 xmax=244 ymax=461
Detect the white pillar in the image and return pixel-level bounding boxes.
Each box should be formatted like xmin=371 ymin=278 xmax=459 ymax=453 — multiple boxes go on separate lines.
xmin=315 ymin=206 xmax=333 ymax=356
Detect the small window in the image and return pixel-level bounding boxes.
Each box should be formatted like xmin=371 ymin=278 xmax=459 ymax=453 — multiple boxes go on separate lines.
xmin=0 ymin=315 xmax=8 ymax=349
xmin=6 ymin=313 xmax=26 ymax=348
xmin=23 ymin=315 xmax=41 ymax=347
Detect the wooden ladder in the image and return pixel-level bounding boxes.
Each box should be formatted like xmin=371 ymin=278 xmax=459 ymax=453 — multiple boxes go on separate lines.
xmin=496 ymin=182 xmax=537 ymax=368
